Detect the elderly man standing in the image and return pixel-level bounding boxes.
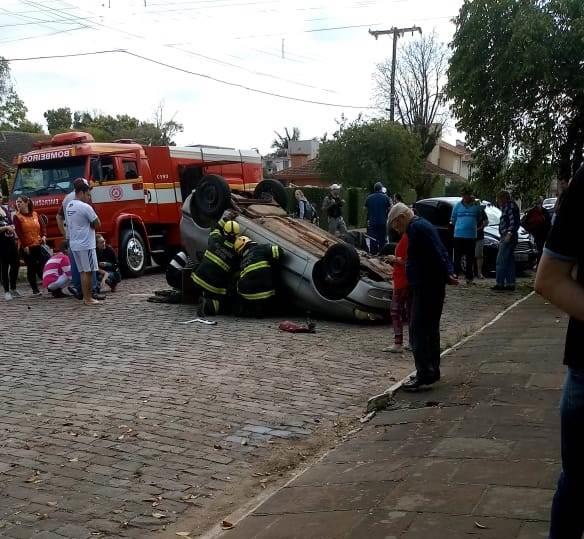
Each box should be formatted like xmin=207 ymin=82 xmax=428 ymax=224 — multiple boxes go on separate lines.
xmin=388 ymin=203 xmax=457 ymax=391
xmin=322 ymin=184 xmax=347 ymax=236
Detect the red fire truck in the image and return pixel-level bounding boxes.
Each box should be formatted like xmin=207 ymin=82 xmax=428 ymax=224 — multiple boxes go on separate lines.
xmin=11 ymin=131 xmax=285 ymax=276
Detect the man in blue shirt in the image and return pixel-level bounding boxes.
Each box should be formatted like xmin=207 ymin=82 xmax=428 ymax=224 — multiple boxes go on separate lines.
xmin=365 ymin=182 xmax=392 ymax=254
xmin=450 ymin=186 xmax=482 ymax=284
xmin=388 ymin=203 xmax=457 ymax=391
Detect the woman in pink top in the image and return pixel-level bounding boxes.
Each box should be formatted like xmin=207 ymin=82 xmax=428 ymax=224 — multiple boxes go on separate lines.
xmin=42 ymin=247 xmax=72 ymax=298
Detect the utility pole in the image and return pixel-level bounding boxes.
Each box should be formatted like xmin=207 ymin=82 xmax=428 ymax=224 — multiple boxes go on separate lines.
xmin=369 ymin=26 xmax=422 ymax=121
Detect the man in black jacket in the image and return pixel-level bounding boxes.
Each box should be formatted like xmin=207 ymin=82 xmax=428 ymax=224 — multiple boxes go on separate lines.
xmin=191 ymin=219 xmax=240 ymax=315
xmin=388 ymin=203 xmax=458 ymax=391
xmin=234 ymin=236 xmax=283 ymax=317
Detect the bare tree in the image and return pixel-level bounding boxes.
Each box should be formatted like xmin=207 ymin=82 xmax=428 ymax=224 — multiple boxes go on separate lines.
xmin=374 ymin=31 xmax=449 ymax=160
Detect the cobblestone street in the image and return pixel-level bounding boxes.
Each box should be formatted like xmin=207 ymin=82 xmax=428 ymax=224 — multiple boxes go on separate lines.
xmin=0 ymin=273 xmax=529 ymax=538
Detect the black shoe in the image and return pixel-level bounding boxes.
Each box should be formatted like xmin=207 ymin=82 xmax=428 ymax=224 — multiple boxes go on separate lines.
xmin=504 ymin=285 xmax=516 ymax=291
xmin=92 ymin=292 xmax=106 ymax=301
xmin=68 ymin=286 xmax=83 ymax=300
xmin=401 ymin=375 xmax=438 ymax=392
xmin=51 ymin=289 xmax=66 ymax=298
xmin=491 ymin=285 xmax=505 ymax=291
xmin=154 ymin=289 xmax=176 ymax=297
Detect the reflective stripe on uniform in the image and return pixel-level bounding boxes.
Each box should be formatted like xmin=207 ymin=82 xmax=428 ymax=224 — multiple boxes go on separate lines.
xmin=210 ymin=229 xmax=221 ymax=238
xmin=191 ymin=273 xmax=227 ymax=295
xmin=240 ymin=260 xmax=270 ymax=279
xmin=204 ymin=250 xmax=230 ymax=272
xmin=272 ymin=245 xmax=280 ymax=259
xmin=238 ymin=289 xmax=275 ymax=301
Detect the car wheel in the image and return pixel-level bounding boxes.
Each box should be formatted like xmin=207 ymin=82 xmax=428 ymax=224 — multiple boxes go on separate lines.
xmin=193 ymin=174 xmax=231 ymax=221
xmin=120 ymin=229 xmax=147 ymax=277
xmin=312 ymin=243 xmax=361 ymax=300
xmin=254 ymin=179 xmax=288 ymax=209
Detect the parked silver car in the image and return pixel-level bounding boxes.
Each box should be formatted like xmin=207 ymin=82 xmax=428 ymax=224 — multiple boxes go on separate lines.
xmin=180 ymin=177 xmax=393 ymax=321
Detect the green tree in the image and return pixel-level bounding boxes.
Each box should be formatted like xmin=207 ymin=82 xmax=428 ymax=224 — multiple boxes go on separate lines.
xmin=67 ymin=108 xmax=182 ymax=145
xmin=318 ymin=116 xmax=421 ymax=195
xmin=271 ymin=127 xmax=300 ymax=157
xmin=375 ymin=31 xmax=448 ymax=161
xmin=447 ymin=0 xmax=584 ymax=185
xmin=44 ymin=107 xmax=73 ymax=134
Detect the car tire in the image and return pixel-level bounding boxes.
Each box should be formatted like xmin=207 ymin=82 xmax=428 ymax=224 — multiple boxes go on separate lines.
xmin=193 ymin=174 xmax=231 ymax=221
xmin=254 ymin=179 xmax=288 ymax=209
xmin=120 ymin=228 xmax=147 ymax=277
xmin=313 ymin=243 xmax=361 ymax=301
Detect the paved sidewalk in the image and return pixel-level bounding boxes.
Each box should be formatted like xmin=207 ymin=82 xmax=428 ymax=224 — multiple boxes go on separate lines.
xmin=224 ymin=295 xmax=564 ymax=539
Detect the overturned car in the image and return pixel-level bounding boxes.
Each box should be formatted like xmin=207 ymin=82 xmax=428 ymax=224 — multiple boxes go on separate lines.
xmin=180 ymin=175 xmax=393 ymax=321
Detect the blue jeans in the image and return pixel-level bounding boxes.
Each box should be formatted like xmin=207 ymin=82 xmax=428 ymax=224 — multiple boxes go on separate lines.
xmin=69 ymin=251 xmax=98 ymax=292
xmin=550 ymin=368 xmax=584 ymax=538
xmin=495 ymin=238 xmax=516 ymax=286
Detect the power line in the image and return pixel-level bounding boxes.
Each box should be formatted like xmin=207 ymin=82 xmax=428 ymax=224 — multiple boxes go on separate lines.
xmin=0 ymin=24 xmax=86 ymax=43
xmin=17 ymin=0 xmax=340 ymax=94
xmin=6 ymin=48 xmax=375 ymax=109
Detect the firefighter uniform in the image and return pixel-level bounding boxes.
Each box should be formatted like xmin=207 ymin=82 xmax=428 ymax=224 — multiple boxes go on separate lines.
xmin=236 ymin=239 xmax=283 ymax=317
xmin=191 ymin=220 xmax=239 ymax=315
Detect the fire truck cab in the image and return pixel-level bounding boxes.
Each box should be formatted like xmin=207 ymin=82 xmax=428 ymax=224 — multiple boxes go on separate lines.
xmin=11 ymin=131 xmax=282 ymax=276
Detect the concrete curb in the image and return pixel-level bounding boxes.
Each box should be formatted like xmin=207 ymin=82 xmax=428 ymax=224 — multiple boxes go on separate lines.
xmin=366 ymin=290 xmax=536 ymax=413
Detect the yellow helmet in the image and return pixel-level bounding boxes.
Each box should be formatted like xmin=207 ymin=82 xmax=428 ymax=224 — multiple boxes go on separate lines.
xmin=223 ymin=220 xmax=240 ymax=236
xmin=234 ymin=235 xmax=252 ymax=253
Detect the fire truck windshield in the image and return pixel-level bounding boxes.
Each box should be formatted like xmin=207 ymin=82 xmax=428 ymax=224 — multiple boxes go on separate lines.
xmin=12 ymin=157 xmax=87 ymax=198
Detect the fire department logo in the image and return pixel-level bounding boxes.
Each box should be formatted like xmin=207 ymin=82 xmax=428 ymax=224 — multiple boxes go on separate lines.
xmin=109 ymin=186 xmax=123 ymax=201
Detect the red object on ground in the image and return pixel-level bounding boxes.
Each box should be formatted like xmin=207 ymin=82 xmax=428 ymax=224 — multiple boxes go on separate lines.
xmin=279 ymin=321 xmax=316 ymax=333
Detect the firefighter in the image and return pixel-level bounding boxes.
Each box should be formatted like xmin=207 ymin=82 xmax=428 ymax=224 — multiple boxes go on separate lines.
xmin=191 ymin=219 xmax=240 ymax=315
xmin=234 ymin=235 xmax=283 ymax=317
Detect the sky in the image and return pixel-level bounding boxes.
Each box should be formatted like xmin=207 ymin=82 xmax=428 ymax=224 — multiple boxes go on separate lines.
xmin=1 ymin=0 xmax=464 ymax=155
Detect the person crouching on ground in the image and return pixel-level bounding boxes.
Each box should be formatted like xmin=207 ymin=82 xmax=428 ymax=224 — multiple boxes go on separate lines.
xmin=191 ymin=218 xmax=240 ymax=315
xmin=234 ymin=236 xmax=283 ymax=317
xmin=386 ymin=231 xmax=410 ymax=353
xmin=388 ymin=203 xmax=458 ymax=391
xmin=42 ymin=243 xmax=72 ymax=298
xmin=96 ymin=234 xmax=121 ymax=292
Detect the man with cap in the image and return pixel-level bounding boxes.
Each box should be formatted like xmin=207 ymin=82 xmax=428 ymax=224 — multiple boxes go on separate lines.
xmin=365 ymin=181 xmax=392 ymax=254
xmin=388 ymin=203 xmax=458 ymax=390
xmin=57 ymin=178 xmax=104 ymax=300
xmin=322 ymin=184 xmax=347 ymax=236
xmin=65 ymin=178 xmax=102 ymax=306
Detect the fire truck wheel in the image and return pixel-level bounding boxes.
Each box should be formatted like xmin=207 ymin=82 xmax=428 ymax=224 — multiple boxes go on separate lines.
xmin=312 ymin=243 xmax=360 ymax=301
xmin=193 ymin=174 xmax=231 ymax=220
xmin=254 ymin=179 xmax=288 ymax=209
xmin=120 ymin=229 xmax=147 ymax=277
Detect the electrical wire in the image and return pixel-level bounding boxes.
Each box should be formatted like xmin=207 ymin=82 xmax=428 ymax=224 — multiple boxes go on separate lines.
xmin=6 ymin=48 xmax=375 ymax=109
xmin=16 ymin=0 xmax=341 ymax=94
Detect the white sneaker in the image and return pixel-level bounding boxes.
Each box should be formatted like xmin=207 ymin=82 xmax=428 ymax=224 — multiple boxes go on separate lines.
xmin=4 ymin=291 xmax=12 ymax=301
xmin=32 ymin=290 xmax=42 ymax=297
xmin=11 ymin=289 xmax=22 ymax=297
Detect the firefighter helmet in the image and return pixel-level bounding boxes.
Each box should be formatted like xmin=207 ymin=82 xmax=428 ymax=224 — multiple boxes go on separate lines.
xmin=223 ymin=220 xmax=240 ymax=237
xmin=234 ymin=235 xmax=253 ymax=253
